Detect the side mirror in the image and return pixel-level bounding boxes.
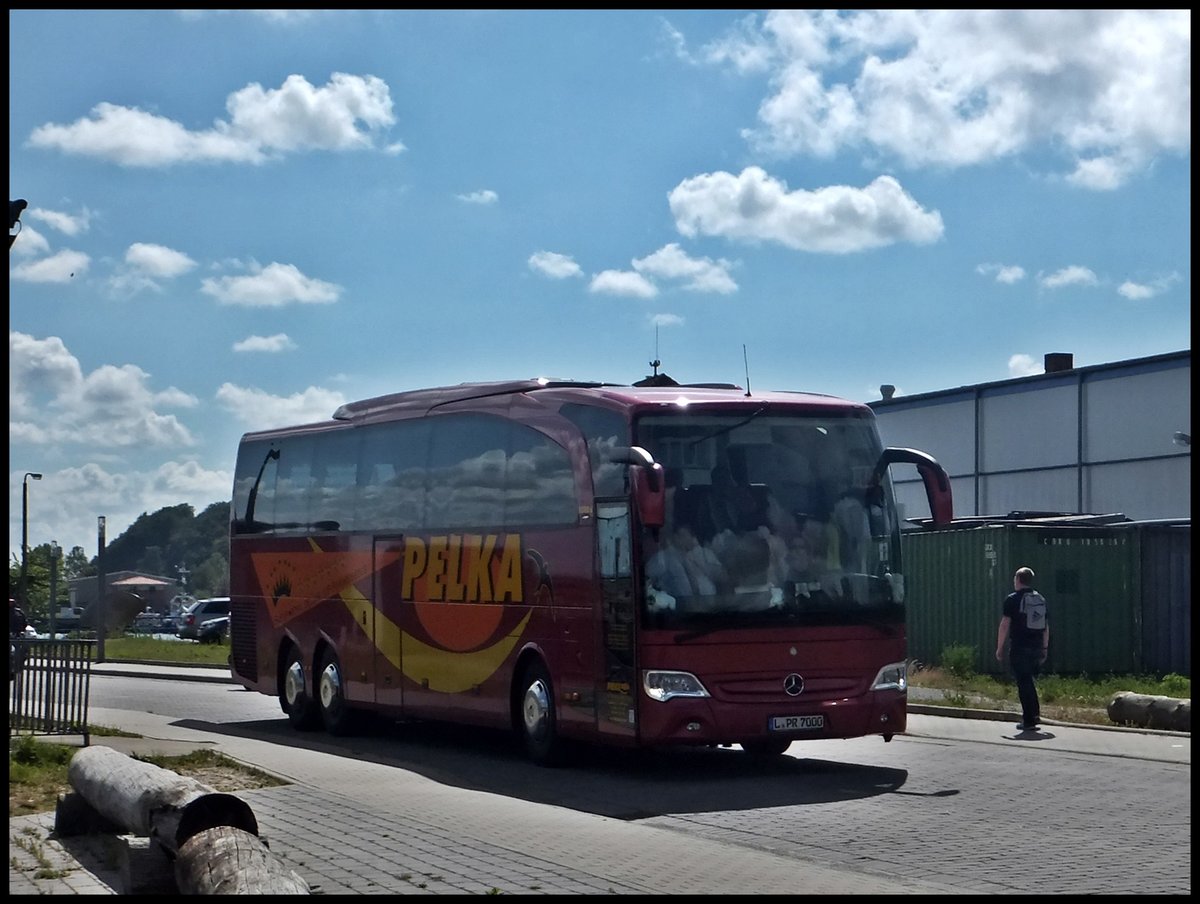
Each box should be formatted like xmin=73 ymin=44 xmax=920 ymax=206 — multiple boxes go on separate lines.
xmin=871 ymin=447 xmax=953 ymax=527
xmin=608 ymin=446 xmax=666 ymax=529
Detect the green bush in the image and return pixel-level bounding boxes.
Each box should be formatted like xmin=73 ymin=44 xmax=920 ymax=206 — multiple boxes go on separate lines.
xmin=940 ymin=643 xmax=977 ymax=679
xmin=1160 ymin=673 xmax=1190 ymax=697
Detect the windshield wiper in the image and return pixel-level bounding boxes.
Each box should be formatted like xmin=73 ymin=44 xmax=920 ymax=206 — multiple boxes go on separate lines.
xmin=686 ymin=404 xmax=768 ymax=447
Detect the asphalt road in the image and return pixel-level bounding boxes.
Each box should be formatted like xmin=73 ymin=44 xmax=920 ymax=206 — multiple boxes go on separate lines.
xmin=46 ymin=670 xmax=1189 ymax=895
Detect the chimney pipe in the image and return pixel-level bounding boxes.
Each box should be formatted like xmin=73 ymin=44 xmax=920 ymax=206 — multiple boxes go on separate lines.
xmin=1044 ymin=353 xmax=1073 ymax=373
xmin=880 ymin=384 xmax=896 ymax=401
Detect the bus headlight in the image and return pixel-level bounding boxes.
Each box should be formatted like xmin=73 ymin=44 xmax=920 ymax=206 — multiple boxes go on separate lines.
xmin=643 ymin=670 xmax=710 ymax=702
xmin=871 ymin=661 xmax=907 ymax=692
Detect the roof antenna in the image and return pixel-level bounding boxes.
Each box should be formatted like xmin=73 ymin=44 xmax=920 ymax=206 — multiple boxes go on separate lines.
xmin=649 ymin=324 xmax=661 ymax=377
xmin=742 ymin=344 xmax=751 ymax=396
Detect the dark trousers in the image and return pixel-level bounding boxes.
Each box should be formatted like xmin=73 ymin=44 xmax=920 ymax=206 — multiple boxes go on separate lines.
xmin=1010 ymin=646 xmax=1042 ymax=725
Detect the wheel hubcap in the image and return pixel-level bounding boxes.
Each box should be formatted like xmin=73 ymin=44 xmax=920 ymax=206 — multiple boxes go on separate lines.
xmin=522 ymin=679 xmax=549 ymax=738
xmin=320 ymin=662 xmax=340 ymax=709
xmin=284 ymin=659 xmax=305 ymax=706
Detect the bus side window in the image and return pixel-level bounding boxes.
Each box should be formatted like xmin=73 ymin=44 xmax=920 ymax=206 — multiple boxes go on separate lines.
xmin=427 ymin=415 xmax=508 ymax=529
xmin=273 ymin=436 xmax=316 ymax=533
xmin=506 ymin=422 xmax=577 ymax=527
xmin=311 ymin=429 xmax=359 ymax=532
xmin=233 ymin=440 xmax=279 ymax=534
xmin=358 ymin=420 xmax=429 ymax=534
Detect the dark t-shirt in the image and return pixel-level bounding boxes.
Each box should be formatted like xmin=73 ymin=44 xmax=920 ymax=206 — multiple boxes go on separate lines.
xmin=1003 ymin=587 xmax=1048 ymax=650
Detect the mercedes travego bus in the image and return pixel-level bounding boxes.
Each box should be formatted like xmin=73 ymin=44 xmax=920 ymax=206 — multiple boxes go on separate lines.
xmin=228 ymin=377 xmax=952 ymax=765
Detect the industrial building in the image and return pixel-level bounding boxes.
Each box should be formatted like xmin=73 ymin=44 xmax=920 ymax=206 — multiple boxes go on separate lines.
xmin=868 ymin=350 xmax=1191 ymax=525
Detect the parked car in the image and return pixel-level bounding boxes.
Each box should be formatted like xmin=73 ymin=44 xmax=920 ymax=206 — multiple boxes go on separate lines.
xmin=130 ymin=609 xmax=164 ymax=634
xmin=177 ymin=597 xmax=231 ymax=640
xmin=197 ymin=615 xmax=230 ymax=644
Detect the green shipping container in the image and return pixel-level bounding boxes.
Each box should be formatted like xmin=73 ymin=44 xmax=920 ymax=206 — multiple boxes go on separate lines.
xmin=901 ymin=524 xmax=1138 ymax=676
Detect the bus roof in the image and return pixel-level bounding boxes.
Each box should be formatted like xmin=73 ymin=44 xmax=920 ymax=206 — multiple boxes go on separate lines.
xmin=332 ymin=377 xmax=868 ymax=419
xmin=241 ymin=377 xmax=870 ymax=440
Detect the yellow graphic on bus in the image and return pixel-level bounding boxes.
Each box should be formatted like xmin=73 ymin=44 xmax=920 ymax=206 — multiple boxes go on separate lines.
xmin=253 ymin=534 xmax=536 ymax=695
xmin=402 ymin=534 xmax=523 ymax=652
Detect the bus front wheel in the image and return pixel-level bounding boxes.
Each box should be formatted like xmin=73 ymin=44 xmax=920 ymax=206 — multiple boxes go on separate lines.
xmin=317 ymin=648 xmax=358 ymax=736
xmin=281 ymin=646 xmax=321 ymax=731
xmin=517 ymin=661 xmax=565 ymax=767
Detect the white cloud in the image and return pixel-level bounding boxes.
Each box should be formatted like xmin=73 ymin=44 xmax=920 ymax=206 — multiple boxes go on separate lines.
xmin=699 ymin=13 xmax=775 ymax=74
xmin=124 ymin=243 xmax=197 ymax=278
xmin=670 ymin=167 xmax=943 ymax=253
xmin=107 ymin=244 xmax=197 ymax=297
xmin=9 ymin=224 xmax=50 ymax=257
xmin=8 ymin=459 xmax=233 ymax=562
xmin=976 ymin=262 xmax=1026 ymax=284
xmin=9 ymin=331 xmax=197 ymax=448
xmin=1039 ymin=265 xmax=1099 ymax=290
xmin=456 ymin=189 xmax=498 ymax=205
xmin=1008 ymin=354 xmax=1043 ymax=377
xmin=632 ymin=243 xmax=738 ymax=294
xmin=214 ymin=383 xmax=346 ymax=429
xmin=708 ymin=9 xmax=1189 ymax=190
xmin=588 ymin=270 xmax=659 ymax=298
xmin=27 ymin=207 xmax=91 ymax=236
xmin=27 ymin=73 xmax=398 ymax=167
xmin=528 ymin=251 xmax=583 ymax=279
xmin=9 ymin=249 xmax=90 ymax=283
xmin=177 ymin=9 xmax=322 ymax=25
xmin=233 ymin=333 xmax=298 ymax=353
xmin=651 ymin=313 xmax=684 ymax=327
xmin=201 ymin=261 xmax=342 ymax=307
xmin=657 ymin=19 xmax=695 ymax=65
xmin=1117 ymin=272 xmax=1179 ymax=300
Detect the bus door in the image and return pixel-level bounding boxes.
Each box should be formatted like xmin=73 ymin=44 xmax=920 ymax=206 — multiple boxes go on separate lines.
xmin=594 ymin=500 xmax=638 ymax=741
xmin=372 ymin=536 xmax=407 ymax=712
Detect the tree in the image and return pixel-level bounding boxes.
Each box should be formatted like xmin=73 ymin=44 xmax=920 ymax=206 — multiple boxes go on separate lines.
xmin=190 ymin=551 xmax=230 ymax=598
xmin=138 ymin=545 xmax=167 ymax=578
xmin=8 ymin=543 xmax=70 ymax=625
xmin=64 ymin=545 xmax=93 ymax=579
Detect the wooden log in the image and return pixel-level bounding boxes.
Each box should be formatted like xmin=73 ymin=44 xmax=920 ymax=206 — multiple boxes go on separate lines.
xmin=174 ymin=825 xmax=311 ymax=894
xmin=66 ymin=745 xmax=258 ymax=853
xmin=1107 ymin=692 xmax=1191 ymax=732
xmin=54 ymin=790 xmax=125 ymax=836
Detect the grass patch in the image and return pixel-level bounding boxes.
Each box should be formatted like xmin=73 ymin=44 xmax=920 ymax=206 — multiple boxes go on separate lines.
xmin=8 ymin=732 xmax=287 ymax=818
xmin=908 ymin=666 xmax=1190 ymax=726
xmin=93 ymin=635 xmax=231 ymax=666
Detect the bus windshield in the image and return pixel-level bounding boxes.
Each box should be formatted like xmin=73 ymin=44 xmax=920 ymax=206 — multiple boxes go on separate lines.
xmin=634 ymin=411 xmax=903 ymax=630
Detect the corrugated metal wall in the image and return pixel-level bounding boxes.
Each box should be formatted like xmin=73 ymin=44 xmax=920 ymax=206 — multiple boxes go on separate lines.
xmin=1138 ymin=524 xmax=1191 ymax=677
xmin=902 ymin=524 xmax=1154 ymax=676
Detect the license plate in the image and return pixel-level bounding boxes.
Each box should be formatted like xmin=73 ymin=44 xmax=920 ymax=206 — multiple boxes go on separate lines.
xmin=769 ymin=714 xmax=824 ymax=731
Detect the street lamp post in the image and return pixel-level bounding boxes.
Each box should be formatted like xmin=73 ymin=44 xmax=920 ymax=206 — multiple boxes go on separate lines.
xmin=19 ymin=471 xmax=43 ymax=607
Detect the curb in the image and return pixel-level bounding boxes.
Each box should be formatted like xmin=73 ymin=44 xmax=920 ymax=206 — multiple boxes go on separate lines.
xmin=907 ymin=703 xmax=1190 ymax=738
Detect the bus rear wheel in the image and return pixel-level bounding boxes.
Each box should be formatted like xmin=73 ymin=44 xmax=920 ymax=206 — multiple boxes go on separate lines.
xmin=317 ymin=648 xmax=358 ymax=736
xmin=517 ymin=661 xmax=565 ymax=767
xmin=281 ymin=646 xmax=321 ymax=731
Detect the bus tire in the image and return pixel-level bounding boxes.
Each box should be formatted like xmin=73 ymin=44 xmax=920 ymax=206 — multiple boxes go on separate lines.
xmin=741 ymin=738 xmax=792 ymax=757
xmin=517 ymin=660 xmax=565 ymax=767
xmin=317 ymin=648 xmax=358 ymax=736
xmin=281 ymin=646 xmax=321 ymax=731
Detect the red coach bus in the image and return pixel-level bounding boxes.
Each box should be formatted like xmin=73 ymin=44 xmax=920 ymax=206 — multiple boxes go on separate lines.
xmin=228 ymin=377 xmax=952 ymax=765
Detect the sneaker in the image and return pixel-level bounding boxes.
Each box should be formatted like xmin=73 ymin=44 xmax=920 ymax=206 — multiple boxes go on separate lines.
xmin=1016 ymin=722 xmax=1039 ymax=731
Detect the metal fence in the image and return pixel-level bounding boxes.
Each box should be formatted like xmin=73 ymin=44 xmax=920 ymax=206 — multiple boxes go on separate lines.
xmin=8 ymin=638 xmax=95 ymax=743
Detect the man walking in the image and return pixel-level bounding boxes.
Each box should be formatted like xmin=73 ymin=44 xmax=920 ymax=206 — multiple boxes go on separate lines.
xmin=995 ymin=566 xmax=1049 ymax=731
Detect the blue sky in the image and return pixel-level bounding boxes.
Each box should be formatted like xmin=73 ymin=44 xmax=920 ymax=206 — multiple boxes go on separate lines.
xmin=8 ymin=9 xmax=1191 ymax=561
